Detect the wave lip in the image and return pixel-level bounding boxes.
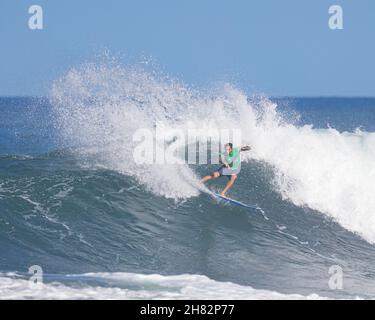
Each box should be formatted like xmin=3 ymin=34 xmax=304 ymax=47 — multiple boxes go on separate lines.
xmin=0 ymin=272 xmax=327 ymax=300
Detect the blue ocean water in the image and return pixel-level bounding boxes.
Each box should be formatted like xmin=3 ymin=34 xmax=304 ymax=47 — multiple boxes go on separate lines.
xmin=1 ymin=67 xmax=375 ymax=299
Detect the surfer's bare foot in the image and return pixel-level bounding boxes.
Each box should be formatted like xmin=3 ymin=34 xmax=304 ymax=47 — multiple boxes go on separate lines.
xmin=220 ymin=191 xmax=226 ymax=197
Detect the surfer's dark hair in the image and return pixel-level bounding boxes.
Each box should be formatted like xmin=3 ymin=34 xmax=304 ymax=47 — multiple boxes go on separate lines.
xmin=225 ymin=143 xmax=233 ymax=149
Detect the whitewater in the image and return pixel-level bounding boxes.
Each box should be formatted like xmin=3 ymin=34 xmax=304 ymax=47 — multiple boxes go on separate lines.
xmin=51 ymin=62 xmax=375 ymax=244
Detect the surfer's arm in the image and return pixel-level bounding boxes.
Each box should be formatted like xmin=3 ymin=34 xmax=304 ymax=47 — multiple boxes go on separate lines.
xmin=219 ymin=154 xmax=230 ymax=167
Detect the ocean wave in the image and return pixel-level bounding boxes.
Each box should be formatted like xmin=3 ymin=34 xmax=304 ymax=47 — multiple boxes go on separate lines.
xmin=49 ymin=61 xmax=375 ymax=244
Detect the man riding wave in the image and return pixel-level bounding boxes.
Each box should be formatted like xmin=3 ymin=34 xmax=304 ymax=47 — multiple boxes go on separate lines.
xmin=200 ymin=143 xmax=251 ymax=197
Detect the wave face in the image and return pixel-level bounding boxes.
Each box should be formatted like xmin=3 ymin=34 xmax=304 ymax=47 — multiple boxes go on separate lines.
xmin=1 ymin=62 xmax=375 ymax=299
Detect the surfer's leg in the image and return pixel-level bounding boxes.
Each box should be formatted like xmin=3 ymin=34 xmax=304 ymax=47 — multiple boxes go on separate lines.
xmin=221 ymin=174 xmax=237 ymax=196
xmin=201 ymin=171 xmax=220 ymax=183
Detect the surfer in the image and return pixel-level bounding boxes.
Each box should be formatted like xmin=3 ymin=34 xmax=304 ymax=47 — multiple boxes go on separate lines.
xmin=200 ymin=143 xmax=251 ymax=197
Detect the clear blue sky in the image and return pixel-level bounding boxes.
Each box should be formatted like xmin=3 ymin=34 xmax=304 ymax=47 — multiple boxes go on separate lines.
xmin=1 ymin=0 xmax=374 ymax=96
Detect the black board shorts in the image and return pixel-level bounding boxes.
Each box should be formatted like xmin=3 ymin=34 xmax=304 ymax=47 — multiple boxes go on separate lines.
xmin=216 ymin=165 xmax=240 ymax=179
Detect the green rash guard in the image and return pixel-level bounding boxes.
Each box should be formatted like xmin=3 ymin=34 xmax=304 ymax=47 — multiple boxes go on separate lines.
xmin=221 ymin=147 xmax=241 ymax=170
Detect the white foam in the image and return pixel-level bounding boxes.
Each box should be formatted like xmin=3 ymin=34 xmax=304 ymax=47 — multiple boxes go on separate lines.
xmin=247 ymin=108 xmax=375 ymax=243
xmin=0 ymin=272 xmax=326 ymax=300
